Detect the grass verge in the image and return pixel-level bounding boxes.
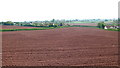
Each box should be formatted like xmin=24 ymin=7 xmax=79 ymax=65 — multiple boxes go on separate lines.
xmin=105 ymin=29 xmax=120 ymax=31
xmin=1 ymin=25 xmax=119 ymax=32
xmin=96 ymin=28 xmax=120 ymax=31
xmin=0 ymin=26 xmax=67 ymax=32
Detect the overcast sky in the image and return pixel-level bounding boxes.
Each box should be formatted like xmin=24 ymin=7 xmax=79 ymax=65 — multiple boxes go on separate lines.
xmin=0 ymin=0 xmax=119 ymax=22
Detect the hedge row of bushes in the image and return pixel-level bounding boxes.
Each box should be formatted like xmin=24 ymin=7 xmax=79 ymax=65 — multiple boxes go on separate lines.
xmin=0 ymin=21 xmax=64 ymax=27
xmin=97 ymin=22 xmax=106 ymax=29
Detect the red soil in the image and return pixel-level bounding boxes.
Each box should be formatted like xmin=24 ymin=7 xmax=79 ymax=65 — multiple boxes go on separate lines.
xmin=1 ymin=25 xmax=39 ymax=29
xmin=2 ymin=27 xmax=118 ymax=66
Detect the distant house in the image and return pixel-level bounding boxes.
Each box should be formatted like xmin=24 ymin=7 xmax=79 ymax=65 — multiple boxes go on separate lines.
xmin=13 ymin=23 xmax=16 ymax=25
xmin=104 ymin=26 xmax=108 ymax=29
xmin=104 ymin=25 xmax=119 ymax=29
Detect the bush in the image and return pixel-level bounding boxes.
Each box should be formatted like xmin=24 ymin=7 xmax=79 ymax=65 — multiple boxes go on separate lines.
xmin=49 ymin=24 xmax=58 ymax=27
xmin=59 ymin=23 xmax=63 ymax=26
xmin=49 ymin=24 xmax=54 ymax=27
xmin=53 ymin=25 xmax=57 ymax=27
xmin=97 ymin=22 xmax=106 ymax=29
xmin=3 ymin=21 xmax=14 ymax=25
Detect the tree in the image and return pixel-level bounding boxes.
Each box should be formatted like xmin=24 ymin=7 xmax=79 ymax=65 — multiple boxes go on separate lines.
xmin=32 ymin=23 xmax=38 ymax=26
xmin=3 ymin=21 xmax=14 ymax=25
xmin=97 ymin=22 xmax=106 ymax=29
xmin=105 ymin=19 xmax=108 ymax=21
xmin=49 ymin=23 xmax=54 ymax=27
xmin=59 ymin=23 xmax=63 ymax=26
xmin=51 ymin=19 xmax=55 ymax=23
xmin=118 ymin=18 xmax=120 ymax=23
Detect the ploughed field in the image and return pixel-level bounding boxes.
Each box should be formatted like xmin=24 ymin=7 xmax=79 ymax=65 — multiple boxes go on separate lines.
xmin=2 ymin=27 xmax=118 ymax=66
xmin=1 ymin=25 xmax=39 ymax=29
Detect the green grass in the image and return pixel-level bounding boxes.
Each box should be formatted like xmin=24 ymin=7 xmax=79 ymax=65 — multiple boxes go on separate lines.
xmin=0 ymin=26 xmax=66 ymax=32
xmin=0 ymin=25 xmax=97 ymax=32
xmin=1 ymin=25 xmax=119 ymax=32
xmin=105 ymin=29 xmax=120 ymax=31
xmin=97 ymin=28 xmax=120 ymax=31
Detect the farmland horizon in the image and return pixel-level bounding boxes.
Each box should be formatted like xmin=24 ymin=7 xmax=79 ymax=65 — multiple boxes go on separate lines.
xmin=1 ymin=0 xmax=119 ymax=65
xmin=0 ymin=18 xmax=118 ymax=22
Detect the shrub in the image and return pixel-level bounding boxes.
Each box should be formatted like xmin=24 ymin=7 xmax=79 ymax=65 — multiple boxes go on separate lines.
xmin=59 ymin=23 xmax=63 ymax=26
xmin=49 ymin=23 xmax=54 ymax=27
xmin=49 ymin=23 xmax=58 ymax=27
xmin=3 ymin=21 xmax=14 ymax=25
xmin=53 ymin=25 xmax=57 ymax=27
xmin=97 ymin=22 xmax=106 ymax=29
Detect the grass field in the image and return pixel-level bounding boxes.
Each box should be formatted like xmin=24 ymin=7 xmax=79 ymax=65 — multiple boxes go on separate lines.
xmin=1 ymin=25 xmax=119 ymax=32
xmin=0 ymin=26 xmax=68 ymax=32
xmin=0 ymin=27 xmax=55 ymax=32
xmin=105 ymin=29 xmax=120 ymax=31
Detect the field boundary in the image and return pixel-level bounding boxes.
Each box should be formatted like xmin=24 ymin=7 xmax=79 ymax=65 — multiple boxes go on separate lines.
xmin=1 ymin=25 xmax=119 ymax=32
xmin=0 ymin=26 xmax=68 ymax=32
